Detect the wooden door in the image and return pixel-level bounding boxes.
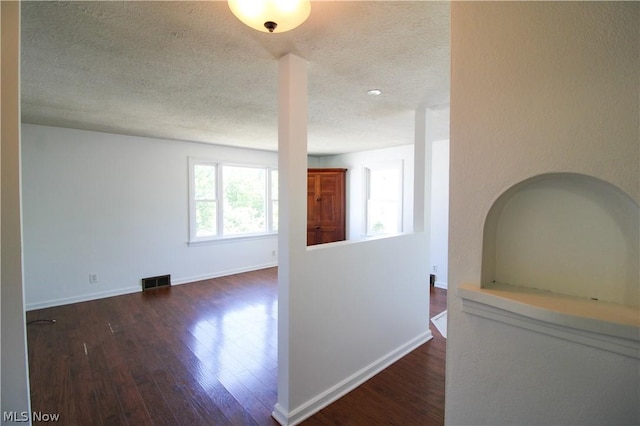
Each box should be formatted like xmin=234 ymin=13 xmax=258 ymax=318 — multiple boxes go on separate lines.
xmin=307 ymin=168 xmax=346 ymax=246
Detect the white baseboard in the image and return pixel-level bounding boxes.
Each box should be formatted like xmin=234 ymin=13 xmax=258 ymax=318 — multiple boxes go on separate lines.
xmin=25 ymin=285 xmax=141 ymax=311
xmin=25 ymin=262 xmax=278 ymax=311
xmin=271 ymin=330 xmax=434 ymax=426
xmin=172 ymin=262 xmax=277 ymax=286
xmin=272 ymin=404 xmax=289 ymax=426
xmin=435 ymin=280 xmax=448 ymax=290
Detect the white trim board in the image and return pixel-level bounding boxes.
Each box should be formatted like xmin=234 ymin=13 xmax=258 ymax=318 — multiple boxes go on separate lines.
xmin=272 ymin=330 xmax=433 ymax=426
xmin=459 ymin=284 xmax=639 ymax=359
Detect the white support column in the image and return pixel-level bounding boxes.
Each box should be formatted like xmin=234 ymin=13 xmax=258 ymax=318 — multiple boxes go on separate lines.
xmin=413 ymin=105 xmax=430 ymax=233
xmin=273 ymin=53 xmax=308 ymax=425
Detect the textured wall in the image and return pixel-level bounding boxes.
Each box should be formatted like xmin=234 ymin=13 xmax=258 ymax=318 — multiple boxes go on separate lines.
xmin=448 ymin=2 xmax=639 ymax=424
xmin=1 ymin=0 xmax=32 ymax=417
xmin=491 ymin=173 xmax=639 ymax=306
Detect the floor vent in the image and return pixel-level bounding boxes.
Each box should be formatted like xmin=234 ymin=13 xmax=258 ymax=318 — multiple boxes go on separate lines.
xmin=142 ymin=274 xmax=171 ymax=291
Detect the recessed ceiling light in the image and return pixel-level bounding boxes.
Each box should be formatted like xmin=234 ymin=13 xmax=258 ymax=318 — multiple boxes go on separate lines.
xmin=367 ymin=89 xmax=382 ymax=96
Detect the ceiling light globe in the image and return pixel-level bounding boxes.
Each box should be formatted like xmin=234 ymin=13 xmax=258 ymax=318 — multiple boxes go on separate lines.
xmin=228 ymin=0 xmax=311 ymax=33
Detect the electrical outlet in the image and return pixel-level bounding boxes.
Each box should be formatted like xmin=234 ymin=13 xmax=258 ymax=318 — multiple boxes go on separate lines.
xmin=89 ymin=274 xmax=98 ymax=284
xmin=271 ymin=250 xmax=276 ymax=257
xmin=432 ymin=265 xmax=438 ymax=273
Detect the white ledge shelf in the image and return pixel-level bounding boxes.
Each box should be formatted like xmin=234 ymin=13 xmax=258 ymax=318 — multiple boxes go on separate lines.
xmin=459 ymin=283 xmax=640 ymax=359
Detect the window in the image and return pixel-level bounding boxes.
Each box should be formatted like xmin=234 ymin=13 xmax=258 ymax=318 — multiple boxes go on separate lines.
xmin=270 ymin=169 xmax=279 ymax=231
xmin=193 ymin=163 xmax=217 ymax=237
xmin=189 ymin=158 xmax=278 ymax=242
xmin=222 ymin=165 xmax=266 ymax=235
xmin=365 ymin=161 xmax=403 ymax=235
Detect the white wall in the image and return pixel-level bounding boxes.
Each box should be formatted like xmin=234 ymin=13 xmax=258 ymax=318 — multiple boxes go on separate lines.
xmin=430 ymin=139 xmax=449 ymax=288
xmin=1 ymin=1 xmax=32 ymax=417
xmin=316 ymin=119 xmax=449 ymax=292
xmin=21 ymin=124 xmax=278 ymax=310
xmin=316 ymin=144 xmax=415 ymax=240
xmin=491 ymin=173 xmax=639 ymax=306
xmin=275 ymin=54 xmax=431 ymax=425
xmin=448 ymin=2 xmax=639 ymax=425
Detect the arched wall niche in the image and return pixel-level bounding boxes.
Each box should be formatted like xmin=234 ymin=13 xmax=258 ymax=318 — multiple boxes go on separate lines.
xmin=481 ymin=172 xmax=639 ymax=308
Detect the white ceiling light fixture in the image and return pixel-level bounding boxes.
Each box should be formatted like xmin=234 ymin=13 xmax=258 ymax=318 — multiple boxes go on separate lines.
xmin=367 ymin=89 xmax=382 ymax=96
xmin=228 ymin=0 xmax=311 ymax=33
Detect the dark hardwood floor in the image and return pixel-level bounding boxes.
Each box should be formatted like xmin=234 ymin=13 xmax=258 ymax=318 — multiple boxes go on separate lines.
xmin=26 ymin=267 xmax=446 ymax=425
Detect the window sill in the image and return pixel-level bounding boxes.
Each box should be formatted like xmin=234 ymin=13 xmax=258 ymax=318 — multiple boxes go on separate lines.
xmin=188 ymin=232 xmax=277 ymax=247
xmin=458 ymin=283 xmax=640 ymax=359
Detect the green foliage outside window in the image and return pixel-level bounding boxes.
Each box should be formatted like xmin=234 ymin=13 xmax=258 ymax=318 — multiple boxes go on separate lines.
xmin=194 ymin=164 xmax=217 ymax=237
xmin=223 ymin=166 xmax=266 ymax=235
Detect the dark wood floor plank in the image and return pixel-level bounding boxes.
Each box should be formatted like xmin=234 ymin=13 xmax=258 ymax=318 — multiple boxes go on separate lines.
xmin=87 ymin=344 xmax=129 ymax=425
xmin=68 ymin=350 xmax=102 ymax=426
xmin=27 ymin=268 xmax=446 ymax=425
xmin=140 ymin=303 xmax=256 ymax=426
xmin=114 ymin=321 xmax=181 ymax=426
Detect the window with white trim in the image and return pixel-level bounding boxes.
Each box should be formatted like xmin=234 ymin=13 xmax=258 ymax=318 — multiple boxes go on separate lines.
xmin=365 ymin=161 xmax=403 ymax=235
xmin=189 ymin=158 xmax=278 ymax=242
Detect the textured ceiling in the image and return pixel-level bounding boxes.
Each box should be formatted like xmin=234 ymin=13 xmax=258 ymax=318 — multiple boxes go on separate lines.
xmin=21 ymin=1 xmax=450 ymax=155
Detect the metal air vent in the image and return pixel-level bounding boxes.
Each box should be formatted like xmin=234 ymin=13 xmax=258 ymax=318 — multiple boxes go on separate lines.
xmin=142 ymin=274 xmax=171 ymax=291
